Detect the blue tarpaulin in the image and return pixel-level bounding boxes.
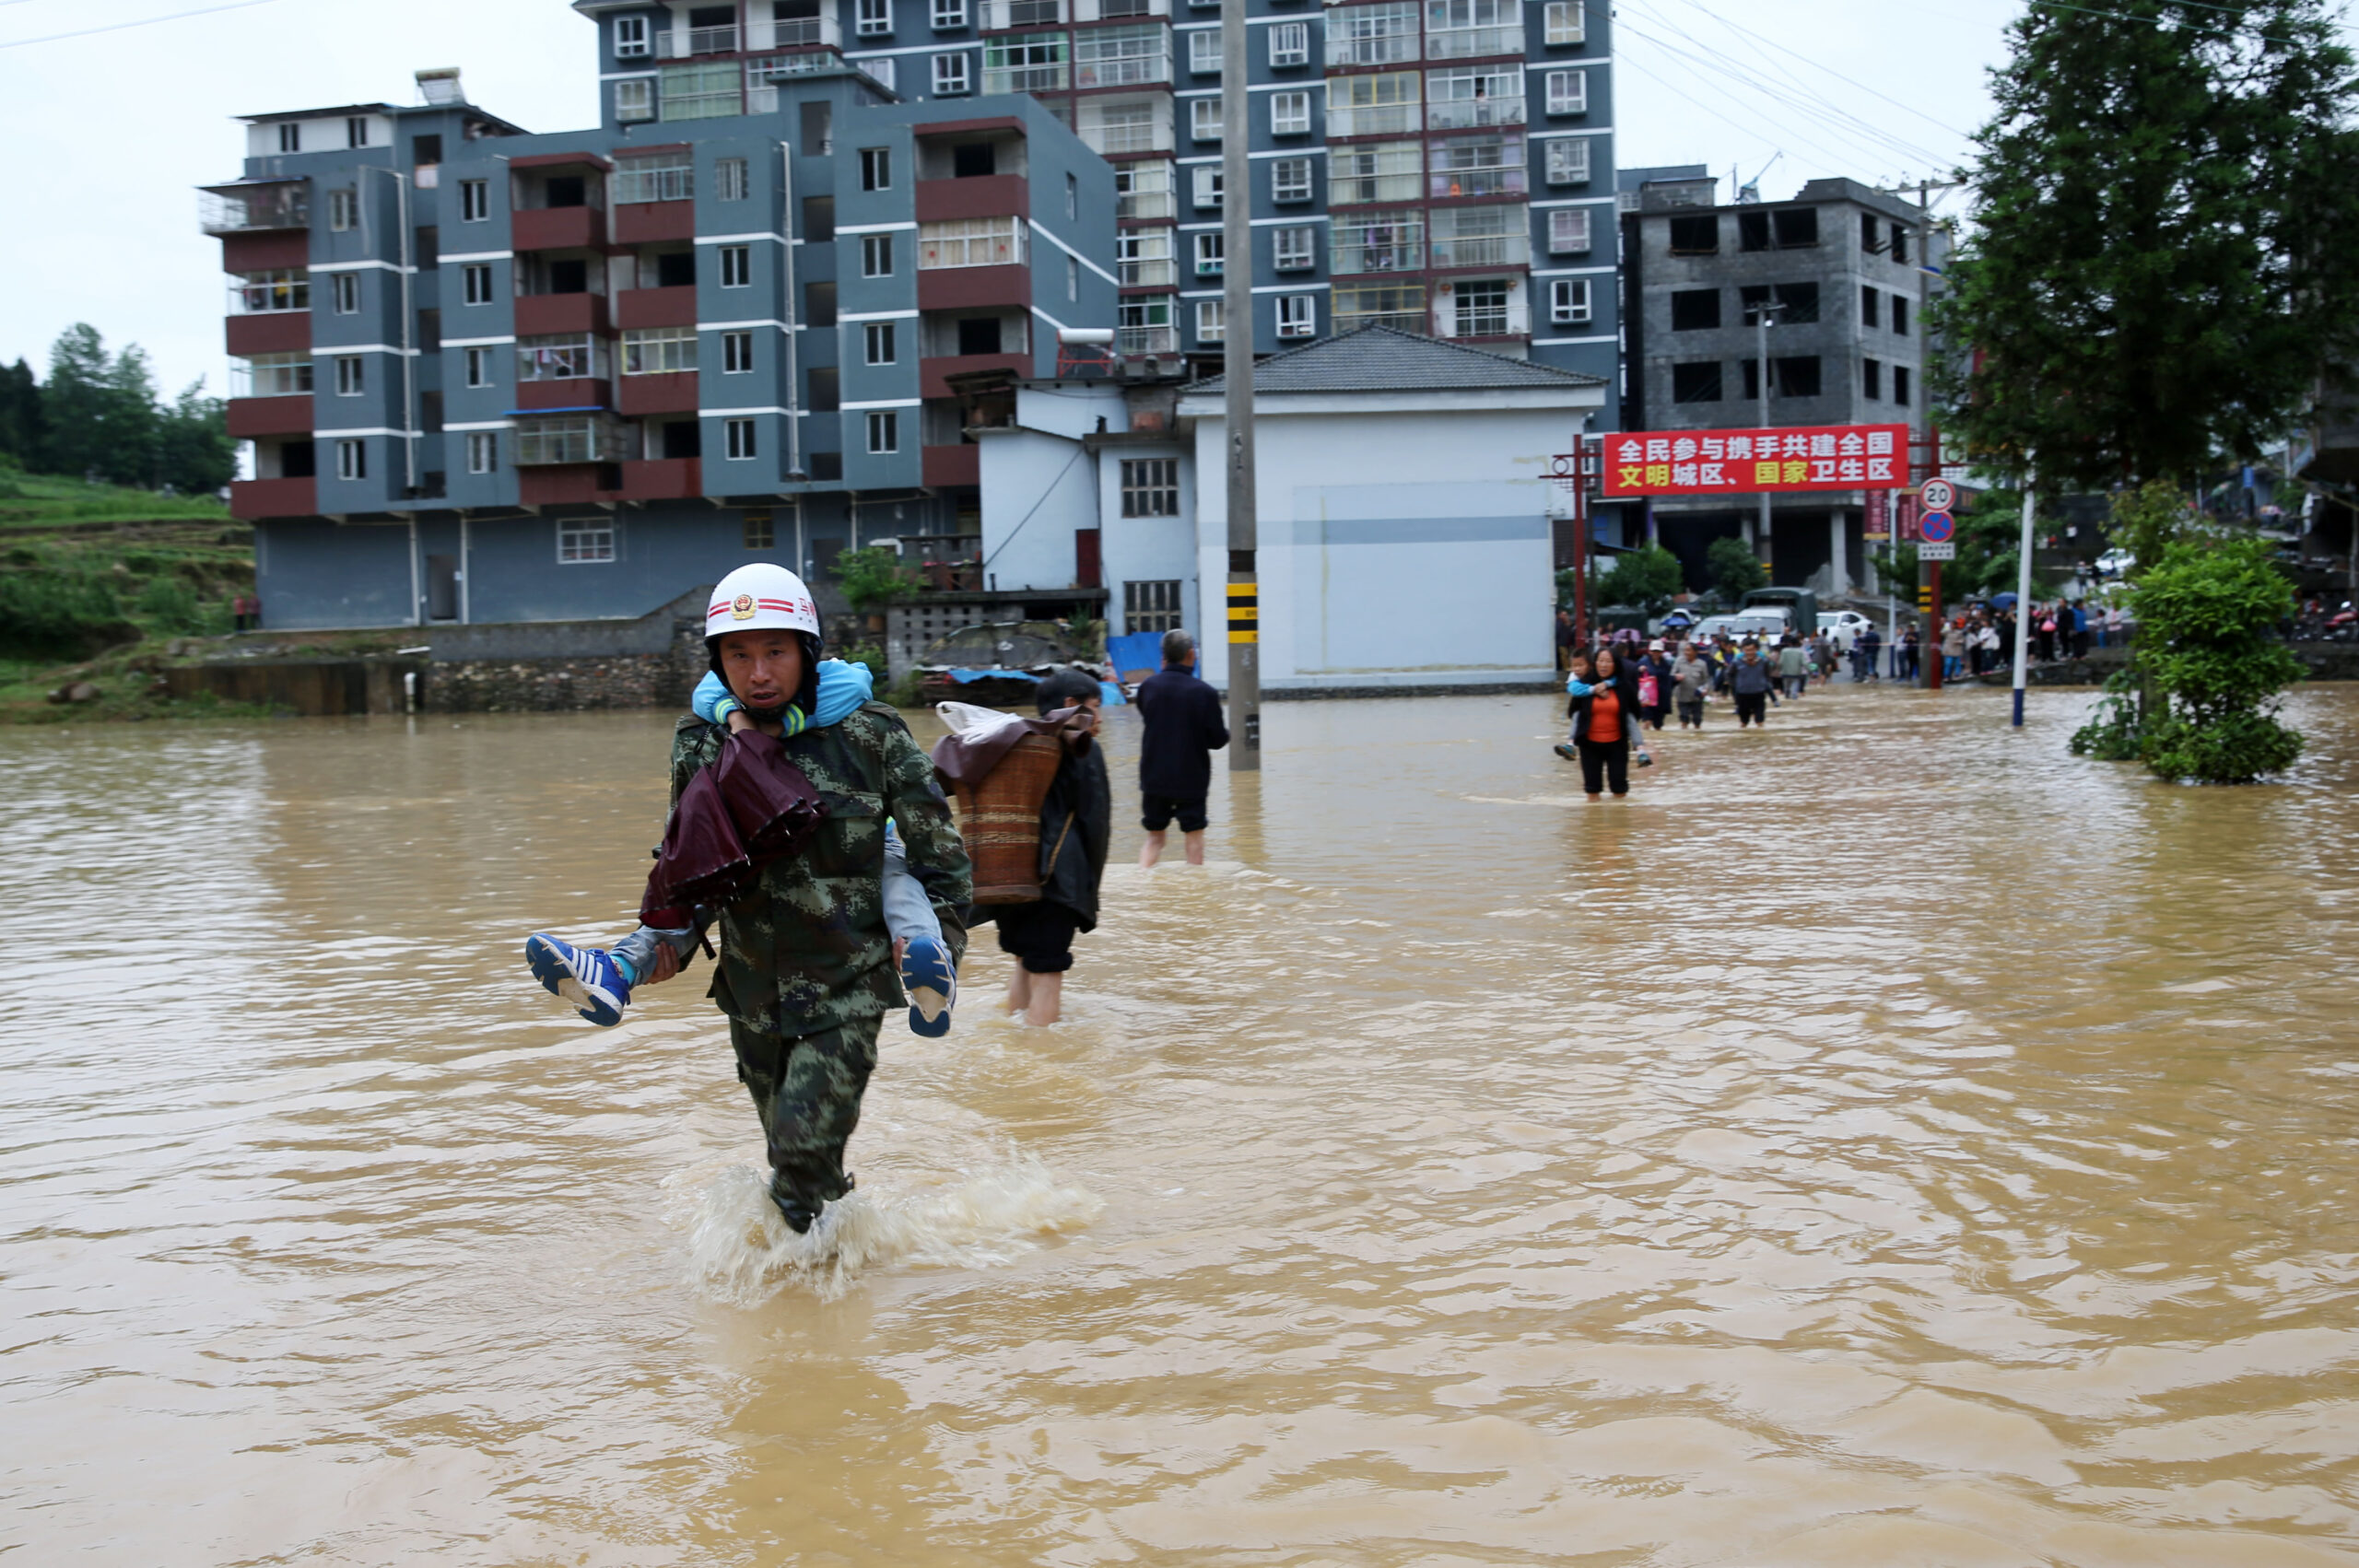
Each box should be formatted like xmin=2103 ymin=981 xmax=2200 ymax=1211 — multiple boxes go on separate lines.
xmin=947 ymin=668 xmax=1040 ymax=684
xmin=1106 ymin=631 xmax=1165 ymax=677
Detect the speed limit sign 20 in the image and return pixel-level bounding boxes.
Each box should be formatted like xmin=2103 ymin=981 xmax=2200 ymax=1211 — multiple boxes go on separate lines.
xmin=1919 ymin=477 xmax=1956 ymax=512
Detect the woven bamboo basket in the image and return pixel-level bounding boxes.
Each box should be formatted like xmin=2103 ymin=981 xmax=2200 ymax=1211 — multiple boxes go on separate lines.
xmin=956 ymin=731 xmax=1063 ymax=903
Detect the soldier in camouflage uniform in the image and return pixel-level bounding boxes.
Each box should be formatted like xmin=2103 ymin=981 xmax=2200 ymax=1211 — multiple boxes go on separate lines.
xmin=673 ymin=564 xmax=971 ymax=1232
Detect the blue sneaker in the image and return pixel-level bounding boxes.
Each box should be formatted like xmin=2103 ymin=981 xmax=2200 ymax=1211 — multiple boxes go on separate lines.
xmin=525 ymin=933 xmax=632 ymax=1027
xmin=901 ymin=935 xmax=957 ymax=1037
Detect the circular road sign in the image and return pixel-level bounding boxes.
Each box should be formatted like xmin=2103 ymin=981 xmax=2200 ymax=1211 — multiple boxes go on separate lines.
xmin=1920 ymin=509 xmax=1956 ymax=544
xmin=1920 ymin=477 xmax=1957 ymax=512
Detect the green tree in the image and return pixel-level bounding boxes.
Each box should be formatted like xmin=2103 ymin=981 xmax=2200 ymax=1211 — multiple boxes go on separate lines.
xmin=827 ymin=544 xmax=923 ymax=614
xmin=153 ymin=379 xmax=234 ymax=496
xmin=0 ymin=358 xmax=42 ymax=468
xmin=42 ymin=324 xmax=160 ymax=486
xmin=1705 ymin=535 xmax=1767 ymax=603
xmin=1934 ymin=1 xmax=2359 ymax=491
xmin=1595 ymin=544 xmax=1684 ymax=614
xmin=2071 ymin=533 xmax=2303 ymax=780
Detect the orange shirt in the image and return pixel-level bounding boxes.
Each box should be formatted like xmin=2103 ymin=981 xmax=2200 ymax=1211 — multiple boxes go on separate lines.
xmin=1587 ymin=686 xmax=1622 ymax=743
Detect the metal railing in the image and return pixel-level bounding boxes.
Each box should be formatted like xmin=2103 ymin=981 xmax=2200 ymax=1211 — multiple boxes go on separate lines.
xmin=770 ymin=15 xmax=840 ymax=47
xmin=1429 ymin=166 xmax=1525 ymax=199
xmin=1330 ymin=240 xmax=1425 ymax=274
xmin=1118 ymin=324 xmax=1179 ymax=355
xmin=198 ymin=183 xmax=309 ymax=235
xmin=1326 ymin=102 xmax=1422 ymax=137
xmin=1335 ymin=309 xmax=1426 ymax=333
xmin=1074 ymin=47 xmax=1169 ymax=88
xmin=1117 ymin=257 xmax=1176 ymax=287
xmin=675 ymin=23 xmax=740 ymax=54
xmin=1326 ymin=30 xmax=1418 ymax=65
xmin=1428 ymin=231 xmax=1529 ymax=267
xmin=1424 ymin=23 xmax=1519 ymax=57
xmin=983 ymin=60 xmax=1069 ymax=91
xmin=1116 ymin=185 xmax=1175 ymax=220
xmin=982 ymin=0 xmax=1067 ymax=26
xmin=1426 ymin=95 xmax=1524 ymax=129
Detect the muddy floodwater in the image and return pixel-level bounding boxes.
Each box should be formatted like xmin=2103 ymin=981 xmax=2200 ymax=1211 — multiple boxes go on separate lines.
xmin=8 ymin=681 xmax=2359 ymax=1566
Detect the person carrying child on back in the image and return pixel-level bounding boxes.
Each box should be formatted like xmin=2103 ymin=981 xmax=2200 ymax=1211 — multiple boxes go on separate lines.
xmin=523 ymin=564 xmax=971 ymax=1233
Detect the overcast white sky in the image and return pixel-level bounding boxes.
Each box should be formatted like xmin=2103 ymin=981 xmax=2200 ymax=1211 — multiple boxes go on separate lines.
xmin=0 ymin=0 xmax=2011 ymax=397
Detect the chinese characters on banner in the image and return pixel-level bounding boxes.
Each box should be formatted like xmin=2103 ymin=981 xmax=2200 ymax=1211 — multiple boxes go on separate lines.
xmin=1864 ymin=488 xmax=1890 ymax=540
xmin=1895 ymin=495 xmax=1920 ymax=543
xmin=1600 ymin=423 xmax=1910 ymax=497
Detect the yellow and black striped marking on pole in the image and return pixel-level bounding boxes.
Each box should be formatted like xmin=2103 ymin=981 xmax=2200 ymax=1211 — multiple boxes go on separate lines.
xmin=1226 ymin=581 xmax=1259 ymax=644
xmin=1917 ymin=588 xmax=1935 ymax=613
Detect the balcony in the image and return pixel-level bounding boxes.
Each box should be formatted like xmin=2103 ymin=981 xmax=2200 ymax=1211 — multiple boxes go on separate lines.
xmin=1425 ymin=24 xmax=1520 ymax=58
xmin=1326 ymin=33 xmax=1418 ymax=67
xmin=518 ymin=467 xmax=627 ymax=507
xmin=1117 ymin=257 xmax=1175 ymax=287
xmin=617 ymin=371 xmax=700 ymax=415
xmin=1073 ymin=36 xmax=1170 ymax=88
xmin=983 ymin=60 xmax=1070 ymax=92
xmin=621 ymin=457 xmax=703 ymax=499
xmin=514 ymin=293 xmax=612 ymax=336
xmin=1430 ymin=168 xmax=1527 ymax=200
xmin=663 ymin=23 xmax=740 ymax=55
xmin=1076 ymin=0 xmax=1168 ymax=15
xmin=229 ymin=476 xmax=317 ymax=520
xmin=514 ymin=379 xmax=612 ymax=412
xmin=1334 ymin=310 xmax=1426 ymax=333
xmin=616 ymin=285 xmax=699 ymax=330
xmin=613 ymin=200 xmax=696 ymax=245
xmin=915 ymin=173 xmax=1029 ymax=223
xmin=1117 ymin=185 xmax=1174 ymax=221
xmin=1426 ymin=96 xmax=1525 ymax=130
xmin=766 ymin=14 xmax=840 ymax=48
xmin=512 ymin=205 xmax=604 ymax=252
xmin=981 ymin=0 xmax=1066 ymax=26
xmin=1118 ymin=324 xmax=1179 ymax=356
xmin=1429 ymin=233 xmax=1530 ymax=268
xmin=199 ymin=181 xmax=308 ymax=235
xmin=921 ymin=351 xmax=1033 ymax=397
xmin=226 ymin=312 xmax=310 ymax=357
xmin=918 ymin=263 xmax=1032 ymax=311
xmin=1327 ymin=103 xmax=1422 ymax=137
xmin=227 ymin=397 xmax=312 ymax=439
xmin=922 ymin=445 xmax=981 ymax=487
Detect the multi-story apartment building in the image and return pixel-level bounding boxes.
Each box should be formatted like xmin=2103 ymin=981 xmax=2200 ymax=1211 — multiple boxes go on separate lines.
xmin=1618 ymin=172 xmax=1948 ymax=596
xmin=590 ymin=0 xmax=1619 ymax=389
xmin=203 ymin=52 xmax=1114 ymax=628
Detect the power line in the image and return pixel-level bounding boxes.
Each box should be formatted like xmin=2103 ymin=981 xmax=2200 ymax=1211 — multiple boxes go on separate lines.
xmin=2020 ymin=0 xmax=2320 ymax=47
xmin=0 ymin=0 xmax=285 ymax=50
xmin=1664 ymin=0 xmax=1981 ymax=142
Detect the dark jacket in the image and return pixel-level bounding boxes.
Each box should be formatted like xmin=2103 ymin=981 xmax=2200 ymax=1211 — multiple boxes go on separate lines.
xmin=1134 ymin=663 xmax=1229 ymax=800
xmin=1567 ymin=666 xmax=1638 ymax=739
xmin=1728 ymin=655 xmax=1773 ymax=696
xmin=1035 ymin=737 xmax=1111 ymax=928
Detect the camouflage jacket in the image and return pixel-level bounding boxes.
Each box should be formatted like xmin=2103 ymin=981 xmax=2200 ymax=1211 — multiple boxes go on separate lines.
xmin=670 ymin=701 xmax=971 ymax=1035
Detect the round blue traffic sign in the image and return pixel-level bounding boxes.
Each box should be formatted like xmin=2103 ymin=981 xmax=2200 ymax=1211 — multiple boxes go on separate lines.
xmin=1920 ymin=510 xmax=1955 ymax=544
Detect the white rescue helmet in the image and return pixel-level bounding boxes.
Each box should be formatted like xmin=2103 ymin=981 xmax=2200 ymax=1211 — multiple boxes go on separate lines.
xmin=706 ymin=562 xmax=820 ymax=642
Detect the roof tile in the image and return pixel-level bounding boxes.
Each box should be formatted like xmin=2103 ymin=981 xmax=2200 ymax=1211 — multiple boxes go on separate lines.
xmin=1184 ymin=324 xmax=1606 ymax=394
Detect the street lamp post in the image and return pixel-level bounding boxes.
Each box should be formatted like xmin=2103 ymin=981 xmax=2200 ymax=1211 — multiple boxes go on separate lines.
xmin=1753 ymin=299 xmax=1785 ymax=558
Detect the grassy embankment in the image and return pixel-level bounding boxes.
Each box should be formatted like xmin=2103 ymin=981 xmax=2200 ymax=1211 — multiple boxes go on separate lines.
xmin=0 ymin=472 xmax=285 ymax=722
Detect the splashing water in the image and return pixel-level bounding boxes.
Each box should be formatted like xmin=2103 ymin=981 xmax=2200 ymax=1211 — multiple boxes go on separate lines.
xmin=674 ymin=1156 xmax=1106 ymax=1305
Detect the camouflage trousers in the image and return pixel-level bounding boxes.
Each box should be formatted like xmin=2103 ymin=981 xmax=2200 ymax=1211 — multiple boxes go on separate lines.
xmin=728 ymin=1014 xmax=882 ymax=1203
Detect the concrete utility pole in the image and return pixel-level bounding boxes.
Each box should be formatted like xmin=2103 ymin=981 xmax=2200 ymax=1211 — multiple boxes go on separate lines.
xmin=1221 ymin=0 xmax=1260 ymax=770
xmin=2012 ymin=466 xmax=2036 ymax=726
xmin=1753 ymin=299 xmax=1784 ymax=557
xmin=1917 ymin=180 xmax=1936 ymax=686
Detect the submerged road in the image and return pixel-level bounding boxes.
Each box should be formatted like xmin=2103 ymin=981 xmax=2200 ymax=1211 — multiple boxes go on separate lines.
xmin=5 ymin=682 xmax=2359 ymax=1565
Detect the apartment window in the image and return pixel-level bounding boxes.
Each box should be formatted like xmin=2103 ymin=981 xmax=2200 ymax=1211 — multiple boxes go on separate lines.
xmin=866 ymin=410 xmax=898 ymax=453
xmin=616 ymin=79 xmax=655 ymax=122
xmin=336 ymin=439 xmax=367 ymax=480
xmin=1452 ymin=278 xmax=1508 ymax=337
xmin=932 ymin=0 xmax=968 ymax=22
xmin=616 ymin=152 xmax=694 ymax=203
xmin=1543 ymin=136 xmax=1590 ymax=185
xmin=702 ymin=158 xmax=742 ymax=205
xmin=1333 ymin=280 xmax=1425 ymax=330
xmin=1269 ymin=20 xmax=1309 ymax=65
xmin=334 ymin=356 xmax=365 ymax=396
xmin=1550 ymin=276 xmax=1591 ymax=325
xmin=277 ymin=123 xmax=300 ymax=153
xmin=462 ymin=263 xmax=494 ymax=306
xmin=1860 ymin=212 xmax=1880 ymax=253
xmin=1188 ymin=27 xmax=1223 ymax=73
xmin=466 ymin=432 xmax=499 ymax=474
xmin=1862 ymin=357 xmax=1883 ymax=400
xmin=233 ymin=268 xmax=310 ymax=313
xmin=623 ymin=326 xmax=698 ymax=374
xmin=464 ymin=346 xmax=493 ymax=387
xmin=616 ymin=14 xmax=651 ymax=55
xmin=1671 ymin=361 xmax=1722 ymax=404
xmin=1739 ymin=206 xmax=1820 ymax=251
xmin=1667 ymin=213 xmax=1718 ymax=254
xmin=933 ymin=51 xmax=971 ymax=94
xmin=1121 ymin=459 xmax=1180 ymax=516
xmin=722 ymin=330 xmax=756 ymax=373
xmin=1074 ymin=24 xmax=1169 ymax=88
xmin=862 ymin=234 xmax=895 ymax=277
xmin=1115 ymin=228 xmax=1172 ymax=286
xmin=1740 ymin=281 xmax=1819 ymax=324
xmin=1067 ymin=255 xmax=1079 ymax=299
xmin=858 ymin=0 xmax=892 ymax=34
xmin=1543 ymin=0 xmax=1584 ymax=43
xmin=1330 ymin=142 xmax=1420 ymax=207
xmin=1861 ymin=286 xmax=1881 ymax=328
xmin=1119 ymin=296 xmax=1174 ymax=353
xmin=457 ymin=179 xmax=490 ymax=222
xmin=1894 ymin=365 xmax=1911 ymax=406
xmin=514 ymin=415 xmax=615 ymax=464
xmin=864 ymin=322 xmax=898 ymax=365
xmin=346 ymin=116 xmax=370 ymax=148
xmin=558 ymin=518 xmax=616 ymax=562
xmin=1192 ymin=166 xmax=1223 ymax=210
xmin=1766 ymin=356 xmax=1822 ymax=397
xmin=1547 ymin=207 xmax=1592 ymax=253
xmin=519 ymin=334 xmax=605 ymax=380
xmin=1426 ymin=64 xmax=1521 ymax=128
xmin=232 ymin=352 xmax=311 ymax=398
xmin=331 ymin=273 xmax=361 ymax=313
xmin=1325 ymin=2 xmax=1418 ymax=67
xmin=1269 ymin=90 xmax=1312 ymax=136
xmin=1194 ymin=231 xmax=1224 ymax=277
xmin=860 ymin=147 xmax=892 ymax=192
xmin=1544 ymin=68 xmax=1586 ymax=115
xmin=982 ymin=33 xmax=1067 ymax=92
xmin=1892 ymin=226 xmax=1910 ymax=264
xmin=919 ymin=216 xmax=1025 ymax=268
xmin=1067 ymin=173 xmax=1078 ymax=220
xmin=745 ymin=510 xmax=776 ymax=548
xmin=1191 ymin=98 xmax=1221 ymax=140
xmin=1271 ymin=157 xmax=1313 ymax=203
xmin=1277 ymin=293 xmax=1315 ymax=338
xmin=726 ymin=418 xmax=758 ymax=460
xmin=1273 ymin=225 xmax=1316 ymax=271
xmin=1331 ymin=210 xmax=1425 ymax=274
xmin=1124 ymin=579 xmax=1183 ymax=631
xmin=1428 ymin=132 xmax=1524 ymax=198
xmin=1892 ymin=296 xmax=1909 ymax=336
xmin=718 ymin=244 xmax=752 ymax=288
xmin=1194 ymin=298 xmax=1225 ymax=343
xmin=328 ymin=189 xmax=358 ymax=231
xmin=1669 ymin=288 xmax=1719 ymax=331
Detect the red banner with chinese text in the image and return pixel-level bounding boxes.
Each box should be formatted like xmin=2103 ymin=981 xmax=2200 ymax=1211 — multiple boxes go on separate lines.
xmin=1601 ymin=424 xmax=1909 ymax=497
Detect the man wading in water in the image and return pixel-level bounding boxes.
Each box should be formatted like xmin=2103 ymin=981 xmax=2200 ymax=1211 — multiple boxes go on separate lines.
xmin=634 ymin=566 xmax=971 ymax=1234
